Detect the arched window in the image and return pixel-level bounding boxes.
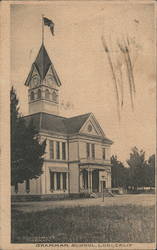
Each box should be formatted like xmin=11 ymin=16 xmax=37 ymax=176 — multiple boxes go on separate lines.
xmin=45 ymin=89 xmax=50 ymax=100
xmin=30 ymin=91 xmax=34 ymax=101
xmin=37 ymin=89 xmax=41 ymax=99
xmin=52 ymin=91 xmax=57 ymax=102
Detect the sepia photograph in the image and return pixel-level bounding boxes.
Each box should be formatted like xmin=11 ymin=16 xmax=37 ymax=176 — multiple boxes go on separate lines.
xmin=0 ymin=1 xmax=156 ymax=249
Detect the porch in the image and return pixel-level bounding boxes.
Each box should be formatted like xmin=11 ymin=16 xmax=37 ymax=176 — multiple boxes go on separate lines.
xmin=79 ymin=166 xmax=111 ymax=193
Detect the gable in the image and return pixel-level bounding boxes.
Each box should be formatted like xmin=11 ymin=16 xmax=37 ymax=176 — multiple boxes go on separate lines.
xmin=45 ymin=66 xmax=58 ymax=88
xmin=79 ymin=113 xmax=105 ymax=137
xmin=25 ymin=64 xmax=41 ymax=88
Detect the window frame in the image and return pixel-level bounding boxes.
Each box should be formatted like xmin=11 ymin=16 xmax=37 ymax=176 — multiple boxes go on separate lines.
xmin=62 ymin=142 xmax=66 ymax=160
xmin=56 ymin=141 xmax=60 ymax=159
xmin=25 ymin=180 xmax=30 ymax=193
xmin=37 ymin=88 xmax=41 ymax=99
xmin=49 ymin=140 xmax=54 ymax=159
xmin=102 ymin=148 xmax=106 ymax=160
xmin=63 ymin=173 xmax=67 ymax=190
xmin=30 ymin=91 xmax=34 ymax=101
xmin=86 ymin=143 xmax=90 ymax=158
xmin=45 ymin=89 xmax=50 ymax=100
xmin=15 ymin=183 xmax=18 ymax=193
xmin=50 ymin=172 xmax=54 ymax=191
xmin=91 ymin=144 xmax=95 ymax=159
xmin=56 ymin=172 xmax=61 ymax=190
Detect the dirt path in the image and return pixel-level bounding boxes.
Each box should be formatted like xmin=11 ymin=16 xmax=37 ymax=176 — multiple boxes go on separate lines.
xmin=12 ymin=194 xmax=155 ymax=213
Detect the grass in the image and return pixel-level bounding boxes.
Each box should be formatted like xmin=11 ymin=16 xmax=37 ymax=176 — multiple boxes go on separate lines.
xmin=11 ymin=205 xmax=155 ymax=243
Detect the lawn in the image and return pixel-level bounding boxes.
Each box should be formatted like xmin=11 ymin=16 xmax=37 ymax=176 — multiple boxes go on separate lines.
xmin=11 ymin=204 xmax=155 ymax=243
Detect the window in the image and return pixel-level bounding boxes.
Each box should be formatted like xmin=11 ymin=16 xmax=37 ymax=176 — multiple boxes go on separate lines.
xmin=37 ymin=89 xmax=41 ymax=99
xmin=56 ymin=141 xmax=60 ymax=159
xmin=82 ymin=169 xmax=88 ymax=189
xmin=86 ymin=143 xmax=95 ymax=159
xmin=91 ymin=144 xmax=95 ymax=159
xmin=62 ymin=142 xmax=66 ymax=160
xmin=63 ymin=173 xmax=67 ymax=190
xmin=25 ymin=180 xmax=30 ymax=193
xmin=86 ymin=143 xmax=90 ymax=158
xmin=52 ymin=91 xmax=57 ymax=102
xmin=45 ymin=89 xmax=50 ymax=100
xmin=15 ymin=183 xmax=18 ymax=193
xmin=50 ymin=172 xmax=54 ymax=190
xmin=49 ymin=140 xmax=54 ymax=159
xmin=102 ymin=148 xmax=106 ymax=160
xmin=56 ymin=172 xmax=61 ymax=190
xmin=30 ymin=91 xmax=34 ymax=101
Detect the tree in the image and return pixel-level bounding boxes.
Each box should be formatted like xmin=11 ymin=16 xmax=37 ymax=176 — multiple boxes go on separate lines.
xmin=111 ymin=155 xmax=127 ymax=188
xmin=126 ymin=147 xmax=146 ymax=190
xmin=147 ymin=154 xmax=155 ymax=187
xmin=11 ymin=87 xmax=46 ymax=186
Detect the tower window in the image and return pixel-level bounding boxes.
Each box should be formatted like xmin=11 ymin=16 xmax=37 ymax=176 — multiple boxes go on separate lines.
xmin=37 ymin=89 xmax=41 ymax=99
xmin=52 ymin=91 xmax=57 ymax=102
xmin=45 ymin=89 xmax=50 ymax=100
xmin=30 ymin=91 xmax=34 ymax=101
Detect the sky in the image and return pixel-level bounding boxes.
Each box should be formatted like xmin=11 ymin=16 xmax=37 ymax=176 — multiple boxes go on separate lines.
xmin=11 ymin=2 xmax=156 ymax=163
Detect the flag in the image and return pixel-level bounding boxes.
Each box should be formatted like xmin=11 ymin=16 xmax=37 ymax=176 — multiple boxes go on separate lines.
xmin=43 ymin=17 xmax=54 ymax=36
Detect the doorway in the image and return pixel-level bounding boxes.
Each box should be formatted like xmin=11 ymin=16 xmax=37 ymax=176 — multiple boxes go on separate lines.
xmin=92 ymin=170 xmax=99 ymax=192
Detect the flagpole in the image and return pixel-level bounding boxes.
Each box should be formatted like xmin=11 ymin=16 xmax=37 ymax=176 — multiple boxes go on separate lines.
xmin=42 ymin=14 xmax=44 ymax=44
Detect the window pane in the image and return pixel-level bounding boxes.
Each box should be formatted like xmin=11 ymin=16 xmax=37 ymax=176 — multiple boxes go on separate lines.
xmin=86 ymin=143 xmax=90 ymax=158
xmin=102 ymin=148 xmax=106 ymax=160
xmin=45 ymin=89 xmax=50 ymax=99
xmin=50 ymin=172 xmax=54 ymax=190
xmin=83 ymin=170 xmax=88 ymax=189
xmin=62 ymin=142 xmax=66 ymax=160
xmin=63 ymin=173 xmax=67 ymax=190
xmin=52 ymin=91 xmax=57 ymax=102
xmin=37 ymin=89 xmax=41 ymax=99
xmin=56 ymin=172 xmax=61 ymax=189
xmin=56 ymin=142 xmax=60 ymax=159
xmin=50 ymin=140 xmax=54 ymax=159
xmin=15 ymin=183 xmax=18 ymax=193
xmin=91 ymin=144 xmax=95 ymax=159
xmin=30 ymin=91 xmax=34 ymax=100
xmin=26 ymin=180 xmax=30 ymax=193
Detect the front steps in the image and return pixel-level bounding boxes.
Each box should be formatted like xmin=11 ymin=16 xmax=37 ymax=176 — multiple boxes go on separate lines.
xmin=90 ymin=190 xmax=114 ymax=198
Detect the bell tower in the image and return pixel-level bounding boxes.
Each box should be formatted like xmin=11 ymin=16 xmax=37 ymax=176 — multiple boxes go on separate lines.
xmin=25 ymin=44 xmax=61 ymax=115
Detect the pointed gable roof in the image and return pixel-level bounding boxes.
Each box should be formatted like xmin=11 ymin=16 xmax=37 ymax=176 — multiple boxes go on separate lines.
xmin=64 ymin=113 xmax=91 ymax=134
xmin=25 ymin=44 xmax=62 ymax=86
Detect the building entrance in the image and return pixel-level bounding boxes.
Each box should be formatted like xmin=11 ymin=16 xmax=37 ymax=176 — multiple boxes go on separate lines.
xmin=92 ymin=170 xmax=99 ymax=192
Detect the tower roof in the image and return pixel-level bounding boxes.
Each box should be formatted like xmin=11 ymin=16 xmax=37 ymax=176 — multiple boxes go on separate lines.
xmin=25 ymin=44 xmax=62 ymax=86
xmin=34 ymin=44 xmax=52 ymax=80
